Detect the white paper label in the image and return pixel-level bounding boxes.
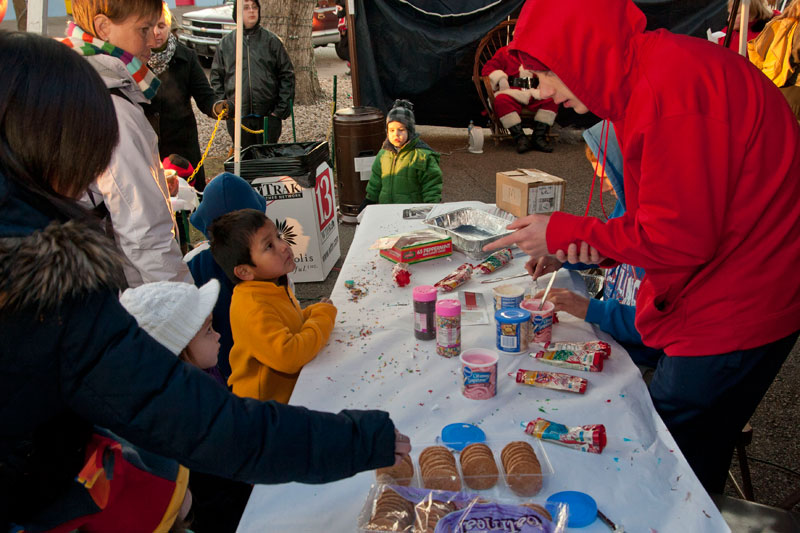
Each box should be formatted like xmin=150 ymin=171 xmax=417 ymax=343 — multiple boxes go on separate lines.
xmin=354 ymin=156 xmax=376 ymax=181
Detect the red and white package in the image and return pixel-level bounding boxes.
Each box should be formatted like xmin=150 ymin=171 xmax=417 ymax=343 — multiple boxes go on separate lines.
xmin=512 ymin=369 xmax=588 ymax=394
xmin=531 ymin=349 xmax=604 ymax=372
xmin=475 ymin=248 xmax=513 ymax=275
xmin=524 ymin=417 xmax=607 ymax=454
xmin=544 ymin=340 xmax=611 ymax=359
xmin=434 ymin=263 xmax=473 ymax=292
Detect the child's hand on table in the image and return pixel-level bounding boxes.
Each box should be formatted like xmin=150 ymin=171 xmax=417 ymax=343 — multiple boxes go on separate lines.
xmin=319 ymin=297 xmax=332 ymax=305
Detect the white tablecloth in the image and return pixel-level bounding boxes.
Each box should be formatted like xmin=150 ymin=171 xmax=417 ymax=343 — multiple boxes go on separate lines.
xmin=236 ymin=202 xmax=729 ymax=533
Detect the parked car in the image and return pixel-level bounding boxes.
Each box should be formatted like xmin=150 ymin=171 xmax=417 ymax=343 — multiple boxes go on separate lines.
xmin=178 ymin=0 xmax=342 ymax=60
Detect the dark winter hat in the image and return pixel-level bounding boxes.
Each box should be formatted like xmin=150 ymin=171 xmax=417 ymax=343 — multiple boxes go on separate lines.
xmin=386 ymin=99 xmax=416 ymax=136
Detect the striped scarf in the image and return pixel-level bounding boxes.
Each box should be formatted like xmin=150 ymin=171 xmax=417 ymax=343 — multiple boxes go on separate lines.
xmin=62 ymin=22 xmax=160 ymax=100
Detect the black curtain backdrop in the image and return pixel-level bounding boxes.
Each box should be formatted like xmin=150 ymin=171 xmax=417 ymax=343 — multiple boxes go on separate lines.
xmin=354 ymin=0 xmax=728 ymax=127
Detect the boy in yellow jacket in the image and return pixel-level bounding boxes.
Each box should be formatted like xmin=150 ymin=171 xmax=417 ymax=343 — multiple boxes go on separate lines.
xmin=208 ymin=209 xmax=337 ymax=403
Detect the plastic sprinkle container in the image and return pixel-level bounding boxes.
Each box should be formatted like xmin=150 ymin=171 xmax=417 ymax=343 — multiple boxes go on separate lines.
xmin=495 ymin=308 xmax=531 ymax=353
xmin=413 ymin=285 xmax=437 ymax=341
xmin=435 ymin=299 xmax=461 ymax=358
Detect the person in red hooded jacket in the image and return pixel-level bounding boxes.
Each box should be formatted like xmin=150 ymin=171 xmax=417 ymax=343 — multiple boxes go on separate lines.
xmin=485 ymin=0 xmax=800 ymax=494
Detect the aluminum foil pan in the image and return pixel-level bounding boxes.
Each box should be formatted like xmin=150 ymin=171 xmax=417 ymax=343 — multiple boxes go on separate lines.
xmin=423 ymin=207 xmax=513 ymax=260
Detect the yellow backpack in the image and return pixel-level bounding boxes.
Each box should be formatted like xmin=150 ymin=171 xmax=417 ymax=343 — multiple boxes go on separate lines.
xmin=748 ymin=17 xmax=800 ymax=88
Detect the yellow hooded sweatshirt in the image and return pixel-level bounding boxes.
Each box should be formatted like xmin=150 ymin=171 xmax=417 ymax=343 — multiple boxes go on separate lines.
xmin=228 ymin=280 xmax=337 ymax=403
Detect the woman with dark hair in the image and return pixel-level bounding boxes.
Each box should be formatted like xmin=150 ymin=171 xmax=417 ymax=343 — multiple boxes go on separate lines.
xmin=0 ymin=32 xmax=409 ymax=532
xmin=146 ymin=1 xmax=227 ymax=190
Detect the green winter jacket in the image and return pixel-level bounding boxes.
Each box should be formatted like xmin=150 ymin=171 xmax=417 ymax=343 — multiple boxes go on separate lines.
xmin=365 ymin=137 xmax=443 ymax=204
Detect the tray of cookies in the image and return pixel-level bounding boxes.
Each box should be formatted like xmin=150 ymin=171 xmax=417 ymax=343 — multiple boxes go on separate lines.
xmin=357 ymin=483 xmax=568 ymax=533
xmin=374 ymin=439 xmax=554 ymax=502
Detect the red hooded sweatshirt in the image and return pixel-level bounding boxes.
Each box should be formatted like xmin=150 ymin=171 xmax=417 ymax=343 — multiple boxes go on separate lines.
xmin=511 ymin=0 xmax=800 ymax=356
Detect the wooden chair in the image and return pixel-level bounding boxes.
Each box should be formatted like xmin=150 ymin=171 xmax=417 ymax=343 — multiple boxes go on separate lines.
xmin=472 ymin=19 xmax=539 ymax=145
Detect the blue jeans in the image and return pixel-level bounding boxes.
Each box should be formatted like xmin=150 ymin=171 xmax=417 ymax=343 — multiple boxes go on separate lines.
xmin=648 ymin=331 xmax=799 ymax=494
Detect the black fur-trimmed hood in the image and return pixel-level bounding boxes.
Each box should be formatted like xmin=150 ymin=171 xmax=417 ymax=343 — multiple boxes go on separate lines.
xmin=0 ymin=220 xmax=128 ymax=314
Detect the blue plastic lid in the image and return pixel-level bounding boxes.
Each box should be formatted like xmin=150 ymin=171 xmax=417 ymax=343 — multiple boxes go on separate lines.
xmin=495 ymin=308 xmax=531 ymax=324
xmin=546 ymin=491 xmax=597 ymax=528
xmin=441 ymin=423 xmax=486 ymax=451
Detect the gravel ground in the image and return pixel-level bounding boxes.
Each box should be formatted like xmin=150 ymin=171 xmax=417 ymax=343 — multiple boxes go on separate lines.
xmin=192 ymin=76 xmax=353 ymax=177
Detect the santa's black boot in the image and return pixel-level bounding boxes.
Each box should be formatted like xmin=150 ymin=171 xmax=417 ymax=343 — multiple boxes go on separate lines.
xmin=531 ymin=121 xmax=554 ymax=153
xmin=509 ymin=124 xmax=534 ymax=153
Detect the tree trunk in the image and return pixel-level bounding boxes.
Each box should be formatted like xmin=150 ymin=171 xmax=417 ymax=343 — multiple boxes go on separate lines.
xmin=260 ymin=0 xmax=323 ymax=105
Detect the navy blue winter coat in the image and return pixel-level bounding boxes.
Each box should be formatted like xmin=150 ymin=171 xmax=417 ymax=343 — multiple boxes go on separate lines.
xmin=0 ymin=171 xmax=395 ymax=527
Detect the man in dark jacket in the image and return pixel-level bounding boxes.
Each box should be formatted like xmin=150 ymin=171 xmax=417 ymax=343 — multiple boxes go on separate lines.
xmin=210 ymin=0 xmax=295 ymax=148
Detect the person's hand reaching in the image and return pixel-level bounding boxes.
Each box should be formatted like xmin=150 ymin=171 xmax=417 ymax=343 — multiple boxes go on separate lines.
xmin=525 ymin=255 xmax=563 ymax=279
xmin=483 ymin=214 xmax=550 ymax=258
xmin=319 ymin=297 xmax=332 ymax=305
xmin=393 ymin=429 xmax=412 ymax=466
xmin=533 ymin=287 xmax=590 ymax=319
xmin=212 ymin=99 xmax=229 ymax=118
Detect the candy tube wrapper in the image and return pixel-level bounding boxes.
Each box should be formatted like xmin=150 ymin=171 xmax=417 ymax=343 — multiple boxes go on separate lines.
xmin=475 ymin=248 xmax=513 ymax=275
xmin=544 ymin=340 xmax=611 ymax=359
xmin=392 ymin=262 xmax=411 ymax=287
xmin=531 ymin=349 xmax=604 ymax=372
xmin=524 ymin=417 xmax=607 ymax=454
xmin=513 ymin=369 xmax=587 ymax=394
xmin=434 ymin=263 xmax=473 ymax=292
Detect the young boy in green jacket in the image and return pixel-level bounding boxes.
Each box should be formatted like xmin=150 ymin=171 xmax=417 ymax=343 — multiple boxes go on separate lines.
xmin=360 ymin=99 xmax=443 ymax=210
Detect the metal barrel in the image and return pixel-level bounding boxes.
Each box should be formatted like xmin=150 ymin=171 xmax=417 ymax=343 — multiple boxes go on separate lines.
xmin=332 ymin=106 xmax=385 ymax=221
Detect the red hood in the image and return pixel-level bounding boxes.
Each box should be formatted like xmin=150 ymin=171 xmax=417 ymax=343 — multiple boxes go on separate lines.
xmin=509 ymin=0 xmax=647 ymax=121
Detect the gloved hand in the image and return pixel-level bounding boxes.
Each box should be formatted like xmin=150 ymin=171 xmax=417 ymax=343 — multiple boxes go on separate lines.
xmin=213 ymin=99 xmax=232 ymax=118
xmin=488 ymin=69 xmax=510 ymax=92
xmin=497 ymin=76 xmax=510 ymax=92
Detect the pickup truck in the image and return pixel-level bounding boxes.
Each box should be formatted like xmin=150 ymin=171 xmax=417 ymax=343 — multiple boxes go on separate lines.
xmin=178 ymin=0 xmax=341 ymax=60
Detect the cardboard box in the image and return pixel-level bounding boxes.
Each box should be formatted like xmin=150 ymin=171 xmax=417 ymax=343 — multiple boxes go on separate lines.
xmin=248 ymin=162 xmax=340 ymax=282
xmin=379 ymin=232 xmax=452 ymax=264
xmin=495 ymin=168 xmax=566 ymax=217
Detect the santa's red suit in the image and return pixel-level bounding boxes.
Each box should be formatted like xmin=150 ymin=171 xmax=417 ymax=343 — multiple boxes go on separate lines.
xmin=481 ymin=45 xmax=558 ymax=152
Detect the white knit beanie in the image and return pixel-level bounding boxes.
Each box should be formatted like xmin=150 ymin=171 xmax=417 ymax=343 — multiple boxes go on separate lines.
xmin=119 ymin=280 xmax=221 ymax=355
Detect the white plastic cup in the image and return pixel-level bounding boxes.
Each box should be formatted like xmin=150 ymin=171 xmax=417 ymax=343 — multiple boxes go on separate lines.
xmin=493 ymin=284 xmax=524 ymax=311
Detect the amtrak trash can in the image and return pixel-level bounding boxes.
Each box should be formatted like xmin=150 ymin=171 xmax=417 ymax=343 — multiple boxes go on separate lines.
xmin=224 ymin=141 xmax=340 ymax=283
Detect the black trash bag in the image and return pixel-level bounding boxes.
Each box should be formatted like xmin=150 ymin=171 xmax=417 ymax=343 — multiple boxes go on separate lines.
xmin=224 ymin=141 xmax=330 ymax=188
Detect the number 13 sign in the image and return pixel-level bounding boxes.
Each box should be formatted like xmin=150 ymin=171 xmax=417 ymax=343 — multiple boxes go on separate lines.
xmin=314 ymin=164 xmax=336 ymax=231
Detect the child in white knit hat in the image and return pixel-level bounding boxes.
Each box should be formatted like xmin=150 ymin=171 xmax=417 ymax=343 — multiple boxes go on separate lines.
xmin=119 ymin=279 xmax=255 ymax=531
xmin=120 ymin=279 xmax=222 ymax=372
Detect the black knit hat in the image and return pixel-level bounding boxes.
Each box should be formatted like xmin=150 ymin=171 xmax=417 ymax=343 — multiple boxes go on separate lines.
xmin=386 ymin=99 xmax=416 ymax=136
